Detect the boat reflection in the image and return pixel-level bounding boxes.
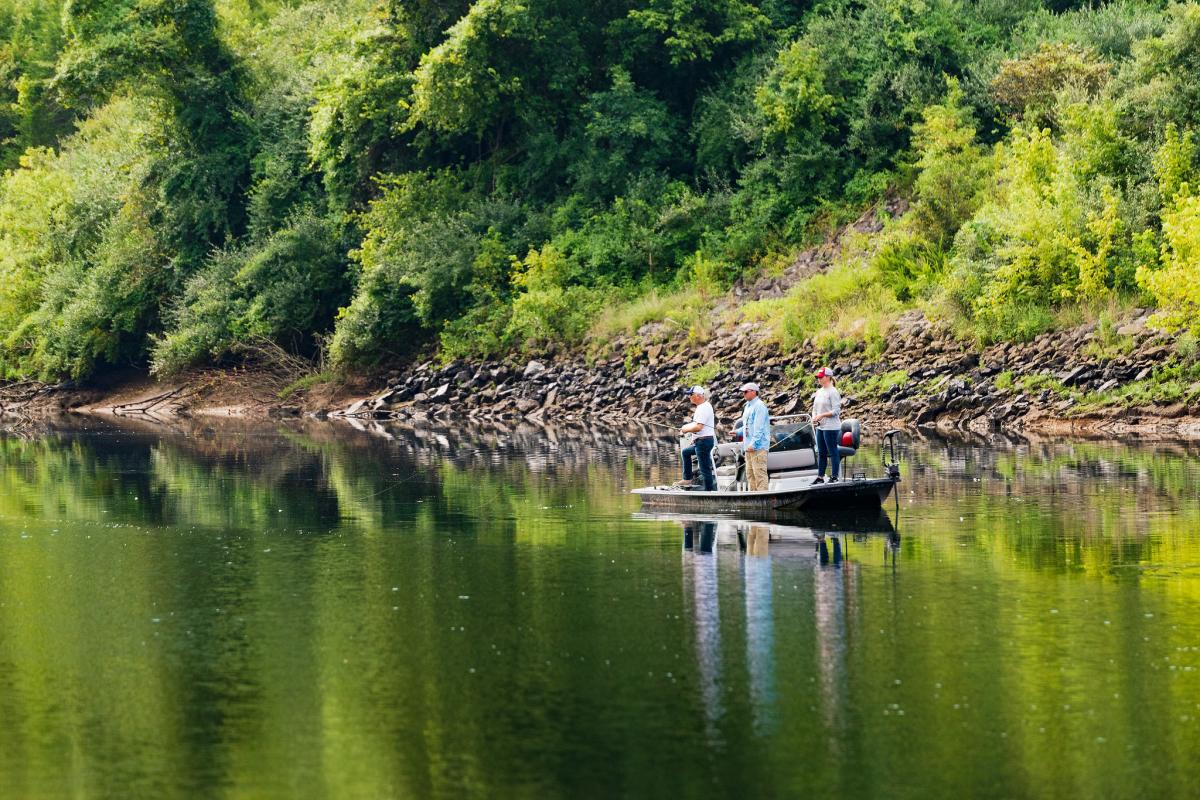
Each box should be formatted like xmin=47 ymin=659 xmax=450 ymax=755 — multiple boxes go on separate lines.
xmin=671 ymin=509 xmax=899 ymax=744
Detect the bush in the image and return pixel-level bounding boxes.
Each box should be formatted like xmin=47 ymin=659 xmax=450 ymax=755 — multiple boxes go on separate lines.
xmin=152 ymin=211 xmax=348 ymax=375
xmin=991 ymin=42 xmax=1110 ymax=123
xmin=1138 ymin=192 xmax=1200 ymax=335
xmin=504 ymin=245 xmax=606 ymax=350
xmin=0 ymin=98 xmax=162 ymax=378
xmin=943 ymin=100 xmax=1140 ymax=343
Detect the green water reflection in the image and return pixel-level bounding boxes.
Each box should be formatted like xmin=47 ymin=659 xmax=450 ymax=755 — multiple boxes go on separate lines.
xmin=0 ymin=419 xmax=1198 ymax=799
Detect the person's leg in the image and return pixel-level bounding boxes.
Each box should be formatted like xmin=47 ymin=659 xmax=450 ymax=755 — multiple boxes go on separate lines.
xmin=681 ymin=443 xmax=697 ymax=481
xmin=748 ymin=449 xmax=769 ymax=491
xmin=828 ymin=429 xmax=841 ymax=480
xmin=697 ymin=438 xmax=716 ymax=491
xmin=816 ymin=430 xmax=828 ymax=478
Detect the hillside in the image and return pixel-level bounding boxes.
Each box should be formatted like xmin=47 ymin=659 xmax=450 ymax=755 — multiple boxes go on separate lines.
xmin=2 ymin=0 xmax=1200 ymax=424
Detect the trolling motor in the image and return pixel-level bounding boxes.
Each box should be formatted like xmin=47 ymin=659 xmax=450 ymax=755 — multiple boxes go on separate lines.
xmin=882 ymin=429 xmax=903 ymax=481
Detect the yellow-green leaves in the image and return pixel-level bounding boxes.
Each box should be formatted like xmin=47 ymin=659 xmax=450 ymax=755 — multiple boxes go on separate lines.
xmin=754 ymin=40 xmax=835 ymax=143
xmin=408 ymin=0 xmax=528 ymax=138
xmin=1138 ymin=126 xmax=1200 ymax=334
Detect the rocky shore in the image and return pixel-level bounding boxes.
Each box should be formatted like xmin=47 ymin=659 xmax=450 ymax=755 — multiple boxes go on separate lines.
xmin=5 ymin=304 xmax=1199 ymax=441
xmin=323 ymin=306 xmax=1200 ymax=441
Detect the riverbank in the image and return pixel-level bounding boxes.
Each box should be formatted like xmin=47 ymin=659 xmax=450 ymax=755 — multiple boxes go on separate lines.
xmin=5 ymin=208 xmax=1199 ymax=440
xmin=6 ymin=302 xmax=1200 ymax=442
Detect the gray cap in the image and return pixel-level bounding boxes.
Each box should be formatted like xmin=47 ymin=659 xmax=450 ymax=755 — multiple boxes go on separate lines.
xmin=739 ymin=382 xmax=760 ymax=392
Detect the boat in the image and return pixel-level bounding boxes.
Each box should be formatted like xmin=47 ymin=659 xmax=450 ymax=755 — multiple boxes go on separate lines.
xmin=632 ymin=419 xmax=901 ymax=514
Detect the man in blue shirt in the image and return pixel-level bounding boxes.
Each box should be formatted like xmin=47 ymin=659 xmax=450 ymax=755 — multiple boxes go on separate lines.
xmin=739 ymin=382 xmax=771 ymax=491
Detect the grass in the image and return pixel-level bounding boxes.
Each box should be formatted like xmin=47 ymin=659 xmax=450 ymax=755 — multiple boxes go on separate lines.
xmin=983 ymin=357 xmax=1200 ymax=415
xmin=278 ymin=370 xmax=337 ymax=400
xmin=1071 ymin=360 xmax=1200 ymax=413
xmin=742 ymin=243 xmax=906 ymax=359
xmin=1015 ymin=373 xmax=1067 ymax=395
xmin=589 ymin=285 xmax=717 ymax=348
xmin=838 ymin=369 xmax=910 ymax=401
xmin=684 ymin=360 xmax=724 ymax=387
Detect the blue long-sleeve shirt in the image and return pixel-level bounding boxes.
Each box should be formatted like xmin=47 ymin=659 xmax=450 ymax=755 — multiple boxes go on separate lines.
xmin=741 ymin=397 xmax=770 ymax=452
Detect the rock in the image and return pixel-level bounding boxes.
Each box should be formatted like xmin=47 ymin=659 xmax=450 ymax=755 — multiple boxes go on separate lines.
xmin=1056 ymin=365 xmax=1093 ymax=386
xmin=523 ymin=360 xmax=546 ymax=378
xmin=1095 ymin=378 xmax=1119 ymax=393
xmin=429 ymin=383 xmax=450 ymax=402
xmin=411 ymin=392 xmax=429 ymax=403
xmin=1116 ymin=316 xmax=1149 ymax=337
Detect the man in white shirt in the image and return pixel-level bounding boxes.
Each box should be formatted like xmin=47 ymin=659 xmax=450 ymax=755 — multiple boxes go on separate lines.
xmin=677 ymin=385 xmax=717 ymax=490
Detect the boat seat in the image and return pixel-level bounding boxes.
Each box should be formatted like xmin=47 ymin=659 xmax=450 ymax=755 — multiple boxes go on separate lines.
xmin=838 ymin=419 xmax=861 ymax=457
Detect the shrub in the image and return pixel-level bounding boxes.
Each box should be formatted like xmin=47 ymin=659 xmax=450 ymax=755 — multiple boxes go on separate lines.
xmin=504 ymin=245 xmax=606 ymax=350
xmin=991 ymin=42 xmax=1110 ymax=123
xmin=153 ymin=211 xmax=347 ymax=375
xmin=0 ymin=98 xmax=162 ymax=378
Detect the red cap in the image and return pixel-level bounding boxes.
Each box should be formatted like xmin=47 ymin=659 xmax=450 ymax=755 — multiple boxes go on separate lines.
xmin=815 ymin=367 xmax=834 ymax=379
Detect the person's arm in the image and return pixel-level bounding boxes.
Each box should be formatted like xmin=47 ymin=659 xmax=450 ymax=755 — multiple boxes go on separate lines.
xmin=753 ymin=405 xmax=770 ymax=450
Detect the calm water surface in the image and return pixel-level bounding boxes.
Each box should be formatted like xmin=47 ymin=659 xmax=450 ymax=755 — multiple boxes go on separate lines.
xmin=1 ymin=418 xmax=1198 ymax=799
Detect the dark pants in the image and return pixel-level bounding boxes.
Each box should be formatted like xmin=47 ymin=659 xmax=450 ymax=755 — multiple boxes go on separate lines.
xmin=682 ymin=437 xmax=716 ymax=491
xmin=816 ymin=428 xmax=841 ymax=479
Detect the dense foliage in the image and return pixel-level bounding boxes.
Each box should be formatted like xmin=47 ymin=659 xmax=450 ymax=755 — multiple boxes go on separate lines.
xmin=2 ymin=0 xmax=1200 ymax=380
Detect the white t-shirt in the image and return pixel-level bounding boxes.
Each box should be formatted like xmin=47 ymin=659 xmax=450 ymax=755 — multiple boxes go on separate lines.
xmin=691 ymin=401 xmax=716 ymax=439
xmin=811 ymin=386 xmax=842 ymax=431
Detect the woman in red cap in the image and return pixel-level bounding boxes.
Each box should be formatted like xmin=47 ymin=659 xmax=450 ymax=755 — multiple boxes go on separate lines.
xmin=811 ymin=367 xmax=841 ymax=483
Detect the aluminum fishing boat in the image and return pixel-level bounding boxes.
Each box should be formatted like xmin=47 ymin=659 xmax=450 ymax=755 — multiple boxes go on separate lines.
xmin=633 ymin=419 xmax=901 ymax=514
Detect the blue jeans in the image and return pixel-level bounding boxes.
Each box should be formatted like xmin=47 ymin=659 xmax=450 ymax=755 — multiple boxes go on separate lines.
xmin=816 ymin=428 xmax=841 ymax=479
xmin=682 ymin=437 xmax=716 ymax=491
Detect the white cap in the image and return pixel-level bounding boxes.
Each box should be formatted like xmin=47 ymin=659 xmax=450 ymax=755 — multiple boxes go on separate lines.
xmin=688 ymin=385 xmax=707 ymax=397
xmin=739 ymin=382 xmax=760 ymax=392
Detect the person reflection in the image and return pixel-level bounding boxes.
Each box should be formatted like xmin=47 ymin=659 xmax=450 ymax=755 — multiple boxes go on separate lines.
xmin=743 ymin=524 xmax=776 ymax=735
xmin=682 ymin=521 xmax=723 ymax=742
xmin=813 ymin=533 xmax=849 ymax=756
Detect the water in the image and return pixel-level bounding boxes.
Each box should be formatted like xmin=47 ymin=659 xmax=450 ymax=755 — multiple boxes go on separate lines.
xmin=1 ymin=418 xmax=1198 ymax=799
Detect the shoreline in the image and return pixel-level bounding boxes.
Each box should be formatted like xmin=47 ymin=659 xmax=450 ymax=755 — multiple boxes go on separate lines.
xmin=5 ymin=345 xmax=1200 ymax=444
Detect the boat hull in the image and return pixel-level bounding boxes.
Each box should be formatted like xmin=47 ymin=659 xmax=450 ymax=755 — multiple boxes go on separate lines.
xmin=632 ymin=476 xmax=897 ymax=514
